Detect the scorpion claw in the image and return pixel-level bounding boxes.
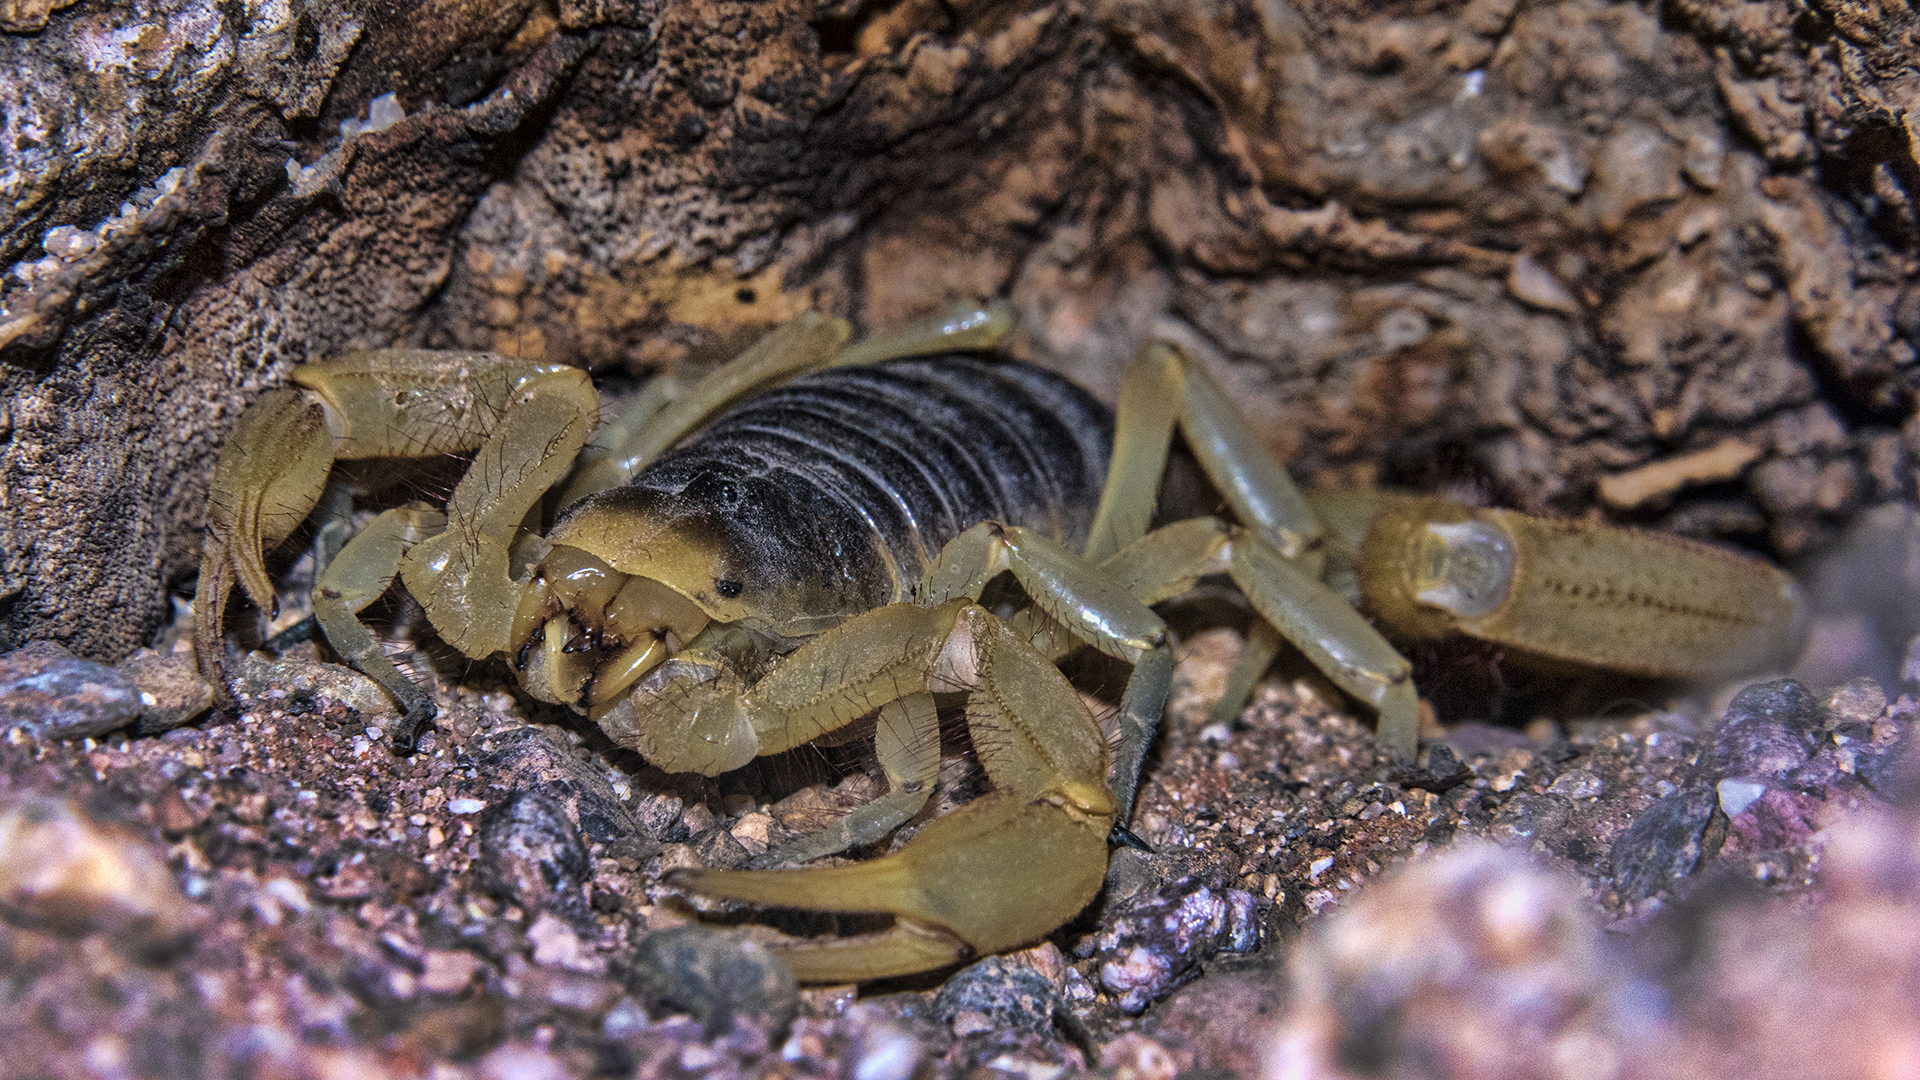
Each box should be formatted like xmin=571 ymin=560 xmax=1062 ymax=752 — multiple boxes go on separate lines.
xmin=748 ymin=920 xmax=973 ymax=986
xmin=674 ymin=789 xmax=1114 ymax=984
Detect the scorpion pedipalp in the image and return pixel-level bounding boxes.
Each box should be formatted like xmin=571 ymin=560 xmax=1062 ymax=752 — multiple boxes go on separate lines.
xmin=670 ymin=604 xmax=1115 ymax=983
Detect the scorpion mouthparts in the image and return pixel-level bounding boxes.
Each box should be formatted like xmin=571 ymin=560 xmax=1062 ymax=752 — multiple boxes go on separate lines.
xmin=588 ymin=635 xmax=672 ymax=705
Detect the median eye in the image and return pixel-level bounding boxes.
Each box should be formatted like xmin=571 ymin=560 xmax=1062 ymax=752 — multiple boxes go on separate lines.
xmin=715 ymin=579 xmax=743 ymax=599
xmin=686 ymin=471 xmax=744 ymax=508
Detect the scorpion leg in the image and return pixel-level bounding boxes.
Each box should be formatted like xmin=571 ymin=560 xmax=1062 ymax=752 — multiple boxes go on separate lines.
xmin=553 ymin=313 xmax=852 ymax=503
xmin=1224 ymin=532 xmax=1420 ymax=757
xmin=556 ymin=302 xmax=1015 ymax=503
xmin=556 ymin=377 xmax=674 ymax=508
xmin=671 ymin=603 xmax=1114 ymax=983
xmin=307 ymin=507 xmax=448 ymax=743
xmin=1086 ymin=340 xmax=1420 ymax=758
xmin=599 ymin=601 xmax=963 ymax=777
xmin=821 ymin=299 xmax=1013 ymax=369
xmin=1207 ymin=622 xmax=1285 ymax=729
xmin=1086 ymin=341 xmax=1323 ymax=566
xmin=923 ymin=521 xmax=1172 ymax=825
xmin=1091 ymin=515 xmax=1420 ymax=759
xmin=745 ymin=691 xmax=941 ymax=868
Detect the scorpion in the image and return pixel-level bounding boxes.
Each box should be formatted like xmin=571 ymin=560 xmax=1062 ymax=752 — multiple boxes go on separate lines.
xmin=193 ymin=303 xmax=1804 ymax=983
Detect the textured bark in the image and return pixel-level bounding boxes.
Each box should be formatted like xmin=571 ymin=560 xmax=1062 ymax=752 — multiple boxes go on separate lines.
xmin=1 ymin=0 xmax=1915 ymax=659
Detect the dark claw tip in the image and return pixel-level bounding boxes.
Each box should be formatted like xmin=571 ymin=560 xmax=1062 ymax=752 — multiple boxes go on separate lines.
xmin=261 ymin=615 xmax=320 ymax=654
xmin=1108 ymin=825 xmax=1154 ymax=853
xmin=388 ymin=702 xmax=439 ymax=755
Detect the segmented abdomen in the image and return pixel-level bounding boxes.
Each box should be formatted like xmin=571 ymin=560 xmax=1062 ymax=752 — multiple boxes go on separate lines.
xmin=631 ymin=355 xmax=1113 ymax=607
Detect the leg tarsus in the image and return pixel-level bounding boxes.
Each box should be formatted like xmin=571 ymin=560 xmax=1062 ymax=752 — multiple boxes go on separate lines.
xmin=1110 ymin=644 xmax=1172 ymax=827
xmin=313 ymin=586 xmax=439 ymax=746
xmin=262 ymin=615 xmax=320 ymax=653
xmin=390 ymin=697 xmax=439 ymax=755
xmin=748 ymin=692 xmax=939 ymax=868
xmin=743 ymin=785 xmax=923 ymax=869
xmin=1372 ymin=678 xmax=1421 ymax=761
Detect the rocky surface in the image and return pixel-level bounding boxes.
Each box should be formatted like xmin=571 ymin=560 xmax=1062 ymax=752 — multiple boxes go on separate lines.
xmin=1 ymin=597 xmax=1916 ymax=1078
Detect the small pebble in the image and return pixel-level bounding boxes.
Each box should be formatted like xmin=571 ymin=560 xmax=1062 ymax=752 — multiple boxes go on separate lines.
xmin=1087 ymin=878 xmax=1259 ymax=1013
xmin=1716 ymin=778 xmax=1768 ymax=817
xmin=629 ymin=925 xmax=797 ymax=1041
xmin=932 ymin=956 xmax=1059 ymax=1036
xmin=1546 ymin=769 xmax=1603 ymax=800
xmin=117 ymin=650 xmax=214 ymax=733
xmin=851 ymin=1016 xmax=925 ymax=1080
xmin=476 ymin=792 xmax=591 ymax=919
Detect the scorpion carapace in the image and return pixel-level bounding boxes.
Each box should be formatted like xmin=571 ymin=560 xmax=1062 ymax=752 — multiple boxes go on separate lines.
xmin=544 ymin=355 xmax=1114 ymax=641
xmin=194 ymin=303 xmax=1804 ymax=983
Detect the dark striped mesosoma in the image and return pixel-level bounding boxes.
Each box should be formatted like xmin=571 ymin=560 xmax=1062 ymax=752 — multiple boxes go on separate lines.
xmin=193 ymin=304 xmax=1803 ymax=983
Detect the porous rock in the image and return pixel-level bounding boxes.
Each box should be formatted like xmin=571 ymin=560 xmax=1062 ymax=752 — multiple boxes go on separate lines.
xmin=474 ymin=789 xmax=592 ymax=925
xmin=0 ymin=641 xmax=141 ymax=739
xmin=1082 ymin=877 xmax=1259 ymax=1014
xmin=931 ymin=955 xmax=1061 ymax=1037
xmin=628 ymin=924 xmax=797 ymax=1042
xmin=6 ymin=0 xmax=1911 ymax=662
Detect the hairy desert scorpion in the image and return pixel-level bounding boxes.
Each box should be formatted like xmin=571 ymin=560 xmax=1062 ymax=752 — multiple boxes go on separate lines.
xmin=195 ymin=303 xmax=1802 ymax=982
